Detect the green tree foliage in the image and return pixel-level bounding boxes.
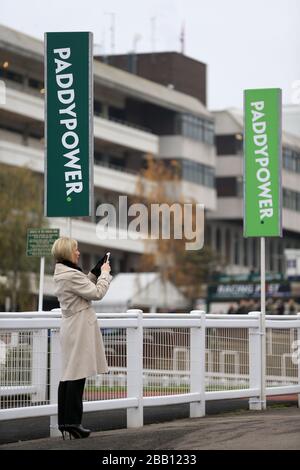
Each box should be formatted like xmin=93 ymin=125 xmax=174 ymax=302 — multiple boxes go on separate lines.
xmin=0 ymin=164 xmax=46 ymax=311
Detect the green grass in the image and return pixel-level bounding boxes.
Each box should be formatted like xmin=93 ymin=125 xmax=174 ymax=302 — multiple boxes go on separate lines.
xmin=85 ymin=384 xmax=248 ymax=393
xmin=85 ymin=385 xmax=127 ymax=393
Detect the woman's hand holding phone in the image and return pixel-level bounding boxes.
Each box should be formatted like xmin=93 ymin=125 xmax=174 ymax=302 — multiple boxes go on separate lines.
xmin=91 ymin=252 xmax=111 ymax=277
xmin=101 ymin=262 xmax=111 ymax=273
xmin=101 ymin=252 xmax=111 ymax=273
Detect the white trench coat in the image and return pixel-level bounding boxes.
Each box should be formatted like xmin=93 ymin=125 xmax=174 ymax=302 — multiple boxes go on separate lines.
xmin=53 ymin=263 xmax=112 ymax=381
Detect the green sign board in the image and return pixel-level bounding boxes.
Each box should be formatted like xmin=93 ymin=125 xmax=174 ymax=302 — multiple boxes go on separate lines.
xmin=44 ymin=32 xmax=94 ymax=217
xmin=27 ymin=229 xmax=60 ymax=257
xmin=244 ymin=88 xmax=282 ymax=237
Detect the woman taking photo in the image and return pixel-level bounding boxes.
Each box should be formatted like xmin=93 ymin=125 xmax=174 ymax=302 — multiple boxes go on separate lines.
xmin=51 ymin=237 xmax=112 ymax=439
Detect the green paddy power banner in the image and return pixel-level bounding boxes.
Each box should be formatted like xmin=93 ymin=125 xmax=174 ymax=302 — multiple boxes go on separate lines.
xmin=44 ymin=32 xmax=93 ymax=217
xmin=244 ymin=88 xmax=282 ymax=237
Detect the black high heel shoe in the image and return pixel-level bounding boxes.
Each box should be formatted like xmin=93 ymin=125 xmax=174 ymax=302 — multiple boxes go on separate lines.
xmin=58 ymin=425 xmax=66 ymax=440
xmin=64 ymin=424 xmax=91 ymax=439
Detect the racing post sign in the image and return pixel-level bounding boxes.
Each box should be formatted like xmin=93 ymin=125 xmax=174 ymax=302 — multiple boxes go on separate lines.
xmin=244 ymin=88 xmax=282 ymax=237
xmin=27 ymin=228 xmax=60 ymax=257
xmin=44 ymin=32 xmax=94 ymax=217
xmin=244 ymin=88 xmax=282 ymax=411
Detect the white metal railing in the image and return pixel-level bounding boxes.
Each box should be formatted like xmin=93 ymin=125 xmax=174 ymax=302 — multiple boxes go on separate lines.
xmin=0 ymin=310 xmax=299 ymax=437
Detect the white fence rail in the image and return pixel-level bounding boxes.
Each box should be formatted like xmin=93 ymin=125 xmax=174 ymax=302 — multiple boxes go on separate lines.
xmin=0 ymin=310 xmax=299 ymax=436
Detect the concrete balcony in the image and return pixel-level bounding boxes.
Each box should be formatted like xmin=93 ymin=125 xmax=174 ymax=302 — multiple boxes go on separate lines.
xmin=94 ymin=164 xmax=139 ymax=195
xmin=1 ymin=87 xmax=159 ymax=154
xmin=208 ymin=196 xmax=300 ymax=233
xmin=94 ymin=116 xmax=158 ymax=154
xmin=0 ymin=139 xmax=142 ymax=195
xmin=181 ymin=180 xmax=216 ymax=211
xmin=207 ymin=197 xmax=243 ymax=220
xmin=0 ymin=139 xmax=44 ymax=173
xmin=159 ymin=135 xmax=215 ymax=167
xmin=215 ymin=161 xmax=300 ymax=205
xmin=3 ymin=85 xmax=43 ymax=120
xmin=216 ymin=155 xmax=243 ymax=176
xmin=216 ymin=157 xmax=300 ymax=193
xmin=282 ymin=208 xmax=300 ymax=232
xmin=0 ymin=139 xmax=217 ymax=207
xmin=282 ymin=169 xmax=300 ymax=193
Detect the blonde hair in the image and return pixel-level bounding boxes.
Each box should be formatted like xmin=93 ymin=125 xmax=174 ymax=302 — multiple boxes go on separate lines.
xmin=51 ymin=237 xmax=77 ymax=262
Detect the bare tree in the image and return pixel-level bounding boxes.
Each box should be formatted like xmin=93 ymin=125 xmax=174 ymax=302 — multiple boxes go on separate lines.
xmin=136 ymin=155 xmax=216 ymax=303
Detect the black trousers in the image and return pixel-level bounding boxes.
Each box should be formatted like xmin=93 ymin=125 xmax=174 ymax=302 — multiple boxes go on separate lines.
xmin=58 ymin=378 xmax=86 ymax=426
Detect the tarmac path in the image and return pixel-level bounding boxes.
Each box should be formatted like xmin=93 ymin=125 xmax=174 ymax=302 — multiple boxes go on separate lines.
xmin=0 ymin=406 xmax=299 ymax=450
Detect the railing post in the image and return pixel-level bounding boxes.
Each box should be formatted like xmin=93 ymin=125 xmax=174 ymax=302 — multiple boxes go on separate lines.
xmin=248 ymin=311 xmax=263 ymax=410
xmin=31 ymin=329 xmax=48 ymax=403
xmin=49 ymin=328 xmax=61 ymax=437
xmin=189 ymin=310 xmax=206 ymax=418
xmin=126 ymin=309 xmax=143 ymax=428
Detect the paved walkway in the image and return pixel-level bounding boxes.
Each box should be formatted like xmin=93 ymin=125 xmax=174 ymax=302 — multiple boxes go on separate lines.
xmin=1 ymin=407 xmax=299 ymax=450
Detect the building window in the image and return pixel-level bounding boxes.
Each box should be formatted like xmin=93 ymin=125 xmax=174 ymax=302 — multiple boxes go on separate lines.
xmin=247 ymin=237 xmax=253 ymax=269
xmin=225 ymin=228 xmax=231 ymax=263
xmin=0 ymin=67 xmax=23 ymax=84
xmin=283 ymin=147 xmax=300 ymax=173
xmin=94 ymin=100 xmax=102 ymax=116
xmin=28 ymin=77 xmax=44 ymax=91
xmin=252 ymin=238 xmax=258 ymax=270
xmin=234 ymin=232 xmax=239 ymax=265
xmin=283 ymin=188 xmax=299 ymax=211
xmin=215 ymin=134 xmax=243 ymax=156
xmin=203 ymin=120 xmax=214 ymax=145
xmin=243 ymin=238 xmax=247 ymax=266
xmin=175 ymin=113 xmax=214 ymax=145
xmin=296 ymin=193 xmax=300 ymax=212
xmin=204 ymin=166 xmax=215 ymax=188
xmin=181 ymin=159 xmax=215 ymax=188
xmin=216 ymin=227 xmax=222 ymax=253
xmin=237 ymin=177 xmax=243 ymax=198
xmin=205 ymin=225 xmax=212 ymax=246
xmin=216 ymin=177 xmax=237 ymax=197
xmin=269 ymin=239 xmax=273 ymax=272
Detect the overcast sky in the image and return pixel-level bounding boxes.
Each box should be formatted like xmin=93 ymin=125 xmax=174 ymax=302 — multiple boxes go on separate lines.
xmin=2 ymin=0 xmax=299 ymax=109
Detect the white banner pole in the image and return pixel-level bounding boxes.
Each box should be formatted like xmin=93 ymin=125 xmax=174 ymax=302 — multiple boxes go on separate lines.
xmin=260 ymin=237 xmax=266 ymax=409
xmin=38 ymin=256 xmax=45 ymax=312
xmin=67 ymin=218 xmax=72 ymax=238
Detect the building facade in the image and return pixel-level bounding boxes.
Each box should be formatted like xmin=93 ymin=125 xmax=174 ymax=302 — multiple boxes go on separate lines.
xmin=0 ymin=25 xmax=216 ymax=306
xmin=209 ymin=107 xmax=300 ymax=275
xmin=1 ymin=25 xmax=298 ymax=309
